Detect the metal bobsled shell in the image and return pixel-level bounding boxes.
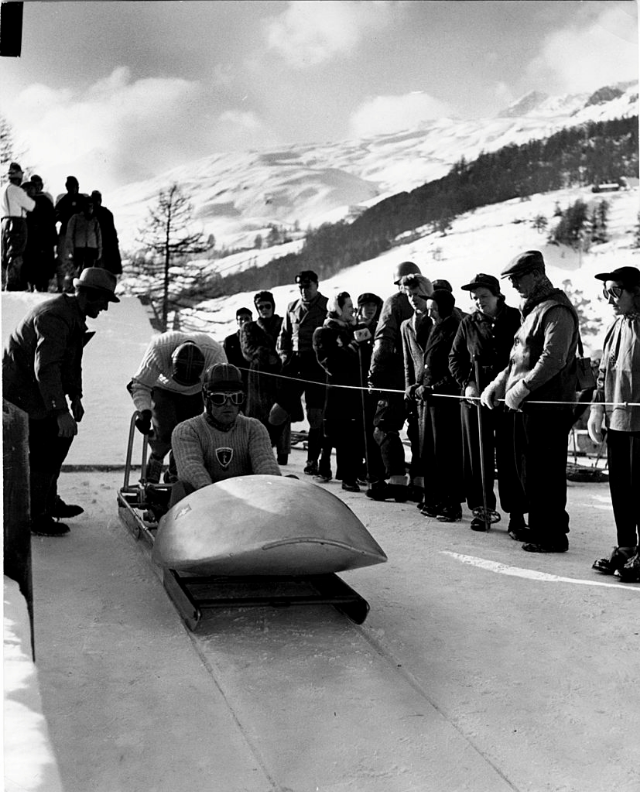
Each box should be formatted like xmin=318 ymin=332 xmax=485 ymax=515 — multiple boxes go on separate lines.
xmin=152 ymin=474 xmax=387 ymax=576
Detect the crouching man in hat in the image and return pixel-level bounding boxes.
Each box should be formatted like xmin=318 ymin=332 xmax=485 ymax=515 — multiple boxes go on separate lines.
xmin=3 ymin=268 xmax=119 ymax=536
xmin=480 ymin=250 xmax=579 ymax=553
xmin=169 ymin=363 xmax=281 ymax=506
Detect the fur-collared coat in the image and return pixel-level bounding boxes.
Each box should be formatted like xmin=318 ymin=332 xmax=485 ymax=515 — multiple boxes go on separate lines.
xmin=240 ymin=315 xmax=283 ymax=426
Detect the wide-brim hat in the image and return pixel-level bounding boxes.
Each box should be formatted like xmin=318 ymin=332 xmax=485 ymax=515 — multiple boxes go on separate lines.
xmin=461 ymin=273 xmax=501 ymax=293
xmin=594 ymin=266 xmax=640 ymax=290
xmin=73 ymin=267 xmax=120 ymax=302
xmin=500 ymin=250 xmax=545 ymax=278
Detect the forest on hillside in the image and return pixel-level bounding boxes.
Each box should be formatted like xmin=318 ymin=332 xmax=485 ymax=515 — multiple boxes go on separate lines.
xmin=214 ymin=115 xmax=638 ymax=295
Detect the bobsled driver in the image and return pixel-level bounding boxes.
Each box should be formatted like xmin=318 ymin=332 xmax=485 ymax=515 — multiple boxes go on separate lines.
xmin=128 ymin=331 xmax=226 ymax=483
xmin=169 ymin=362 xmax=281 ymax=505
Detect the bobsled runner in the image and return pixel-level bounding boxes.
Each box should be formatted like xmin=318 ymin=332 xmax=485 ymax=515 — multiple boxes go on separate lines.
xmin=117 ymin=413 xmax=387 ymax=630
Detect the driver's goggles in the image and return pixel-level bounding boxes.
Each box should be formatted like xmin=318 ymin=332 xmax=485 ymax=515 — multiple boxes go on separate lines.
xmin=602 ymin=285 xmax=623 ymax=300
xmin=205 ymin=390 xmax=245 ymax=406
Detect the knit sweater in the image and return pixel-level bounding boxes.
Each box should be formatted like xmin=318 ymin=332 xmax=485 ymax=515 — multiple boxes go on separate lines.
xmin=171 ymin=413 xmax=281 ymax=490
xmin=129 ymin=331 xmax=227 ymax=411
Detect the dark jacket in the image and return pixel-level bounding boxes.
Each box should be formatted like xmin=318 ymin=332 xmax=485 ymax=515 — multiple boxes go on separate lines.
xmin=449 ymin=302 xmax=521 ymax=392
xmin=95 ymin=205 xmax=122 ymax=275
xmin=312 ymin=318 xmax=361 ymax=421
xmin=419 ymin=315 xmax=461 ymax=396
xmin=277 ymin=293 xmax=329 ymax=359
xmin=240 ymin=315 xmax=283 ymax=426
xmin=2 ymin=294 xmax=90 ymax=419
xmin=369 ymin=291 xmax=414 ymax=390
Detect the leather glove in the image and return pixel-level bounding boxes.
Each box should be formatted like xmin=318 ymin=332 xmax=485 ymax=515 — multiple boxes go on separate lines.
xmin=57 ymin=412 xmax=78 ymax=438
xmin=480 ymin=378 xmax=505 ymax=409
xmin=504 ymin=380 xmax=530 ymax=411
xmin=405 ymin=384 xmax=419 ymax=401
xmin=415 ymin=385 xmax=433 ymax=402
xmin=135 ymin=409 xmax=153 ymax=435
xmin=587 ymin=407 xmax=605 ymax=444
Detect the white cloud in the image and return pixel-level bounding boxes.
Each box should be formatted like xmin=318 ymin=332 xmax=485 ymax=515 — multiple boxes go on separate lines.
xmin=527 ymin=4 xmax=638 ymax=93
xmin=7 ymin=67 xmax=205 ymax=194
xmin=218 ymin=110 xmax=280 ymax=148
xmin=265 ymin=0 xmax=397 ymax=68
xmin=348 ymin=92 xmax=453 ymax=137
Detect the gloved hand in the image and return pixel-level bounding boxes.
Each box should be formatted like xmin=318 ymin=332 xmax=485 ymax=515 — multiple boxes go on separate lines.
xmin=481 ymin=378 xmax=505 ymax=410
xmin=135 ymin=409 xmax=153 ymax=435
xmin=57 ymin=412 xmax=78 ymax=438
xmin=405 ymin=384 xmax=419 ymax=401
xmin=587 ymin=407 xmax=605 ymax=444
xmin=464 ymin=382 xmax=480 ymax=407
xmin=415 ymin=385 xmax=433 ymax=402
xmin=504 ymin=380 xmax=530 ymax=411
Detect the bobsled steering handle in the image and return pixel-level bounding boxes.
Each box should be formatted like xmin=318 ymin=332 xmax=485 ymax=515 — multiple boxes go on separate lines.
xmin=123 ymin=412 xmax=150 ymax=489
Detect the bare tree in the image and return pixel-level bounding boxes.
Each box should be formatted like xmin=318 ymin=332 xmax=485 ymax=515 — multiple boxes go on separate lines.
xmin=136 ymin=183 xmax=208 ymax=330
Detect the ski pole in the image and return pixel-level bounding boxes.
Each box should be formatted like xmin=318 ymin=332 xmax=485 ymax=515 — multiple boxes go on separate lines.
xmin=358 ymin=345 xmax=372 ymax=483
xmin=473 ymin=355 xmax=491 ymax=531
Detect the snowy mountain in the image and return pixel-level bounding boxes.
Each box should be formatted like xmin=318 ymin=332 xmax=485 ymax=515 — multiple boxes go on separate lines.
xmin=110 ymin=82 xmax=638 ymax=254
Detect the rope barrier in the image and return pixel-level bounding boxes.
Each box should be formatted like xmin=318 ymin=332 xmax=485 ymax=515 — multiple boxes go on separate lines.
xmin=233 ymin=365 xmax=640 ymax=409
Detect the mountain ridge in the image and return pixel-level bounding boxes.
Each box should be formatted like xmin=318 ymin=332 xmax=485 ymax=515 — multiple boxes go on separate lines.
xmin=111 ymin=81 xmax=638 ymax=253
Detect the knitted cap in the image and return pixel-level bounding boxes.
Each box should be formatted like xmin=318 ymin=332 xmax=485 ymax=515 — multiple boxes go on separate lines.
xmin=203 ymin=363 xmax=243 ymax=392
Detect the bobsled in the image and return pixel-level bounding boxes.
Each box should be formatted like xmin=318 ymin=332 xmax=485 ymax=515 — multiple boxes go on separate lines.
xmin=152 ymin=474 xmax=388 ymax=576
xmin=117 ymin=412 xmax=387 ymax=628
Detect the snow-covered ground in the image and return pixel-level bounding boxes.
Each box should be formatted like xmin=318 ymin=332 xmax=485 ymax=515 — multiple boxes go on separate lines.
xmin=177 ymin=183 xmax=640 ymax=357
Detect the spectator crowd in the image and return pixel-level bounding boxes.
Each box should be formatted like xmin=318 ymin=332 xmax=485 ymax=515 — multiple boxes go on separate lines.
xmin=1 ymin=161 xmax=122 ymax=293
xmin=2 ymin=153 xmax=638 ymax=580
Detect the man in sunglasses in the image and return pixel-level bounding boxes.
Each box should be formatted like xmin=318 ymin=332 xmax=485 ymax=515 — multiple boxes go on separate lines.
xmin=481 ymin=250 xmax=579 ymax=553
xmin=170 ymin=363 xmax=280 ymax=501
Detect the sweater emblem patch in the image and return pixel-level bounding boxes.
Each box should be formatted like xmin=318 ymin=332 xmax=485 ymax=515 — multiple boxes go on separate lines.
xmin=216 ymin=447 xmax=234 ymax=468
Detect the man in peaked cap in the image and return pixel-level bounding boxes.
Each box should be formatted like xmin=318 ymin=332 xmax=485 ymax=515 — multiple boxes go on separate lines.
xmin=3 ymin=268 xmax=119 ymax=536
xmin=275 ymin=270 xmax=329 ymax=476
xmin=480 ymin=250 xmax=579 ymax=553
xmin=128 ymin=330 xmax=227 ymax=483
xmin=169 ymin=363 xmax=281 ymax=504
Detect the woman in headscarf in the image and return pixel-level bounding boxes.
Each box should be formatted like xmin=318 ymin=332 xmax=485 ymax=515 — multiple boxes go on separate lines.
xmin=313 ymin=292 xmax=364 ymax=492
xmin=240 ymin=291 xmax=290 ymax=464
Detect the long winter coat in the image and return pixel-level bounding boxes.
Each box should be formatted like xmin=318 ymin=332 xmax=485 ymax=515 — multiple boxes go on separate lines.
xmin=240 ymin=315 xmax=284 ymax=426
xmin=312 ymin=318 xmax=361 ymax=423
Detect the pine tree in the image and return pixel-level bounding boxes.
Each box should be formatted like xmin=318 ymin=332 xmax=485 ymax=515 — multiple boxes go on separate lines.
xmin=135 ymin=183 xmax=208 ymax=331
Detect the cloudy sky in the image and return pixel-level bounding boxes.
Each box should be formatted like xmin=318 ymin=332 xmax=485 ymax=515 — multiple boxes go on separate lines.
xmin=1 ymin=0 xmax=637 ymax=197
